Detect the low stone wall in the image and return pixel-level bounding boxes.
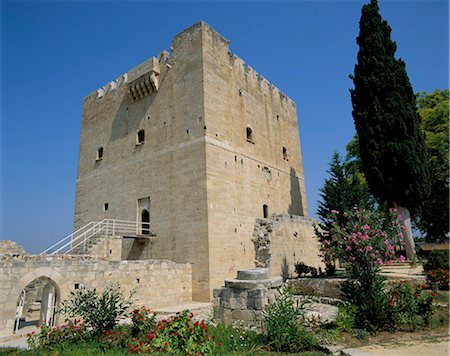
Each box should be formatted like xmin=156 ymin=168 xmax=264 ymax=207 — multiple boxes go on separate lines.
xmin=0 ymin=254 xmax=192 ymax=338
xmin=288 ymin=278 xmax=345 ymax=299
xmin=253 ymin=214 xmax=324 ymax=280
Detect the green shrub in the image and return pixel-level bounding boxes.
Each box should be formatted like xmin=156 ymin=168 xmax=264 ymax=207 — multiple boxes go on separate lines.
xmin=342 ymin=264 xmax=393 ymax=331
xmin=128 ymin=310 xmax=219 ymax=354
xmin=98 ymin=325 xmax=130 ymax=351
xmin=263 ymin=287 xmax=318 ymax=352
xmin=325 ymin=263 xmax=336 ymax=276
xmin=27 ymin=320 xmax=90 ymax=350
xmin=295 ymin=262 xmax=310 ymax=277
xmin=423 ymin=250 xmax=449 ymax=272
xmin=61 ymin=284 xmax=133 ymax=335
xmin=130 ymin=306 xmax=156 ymax=337
xmin=426 ymin=268 xmax=449 ymax=290
xmin=334 ymin=304 xmax=356 ymax=332
xmin=388 ymin=281 xmax=435 ymax=329
xmin=208 ymin=323 xmax=260 ymax=353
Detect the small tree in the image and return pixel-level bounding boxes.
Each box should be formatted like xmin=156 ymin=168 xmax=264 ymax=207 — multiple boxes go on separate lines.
xmin=350 ymin=0 xmax=430 ymax=259
xmin=61 ymin=284 xmax=133 ymax=335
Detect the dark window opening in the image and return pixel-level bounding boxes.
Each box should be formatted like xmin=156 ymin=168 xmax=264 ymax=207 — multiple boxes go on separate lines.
xmin=246 ymin=127 xmax=253 ymax=143
xmin=141 ymin=209 xmax=150 ymax=235
xmin=283 ymin=147 xmax=288 ymax=160
xmin=96 ymin=147 xmax=104 ymax=161
xmin=104 ymin=203 xmax=109 ymax=211
xmin=74 ymin=283 xmax=80 ymax=290
xmin=137 ymin=130 xmax=145 ymax=144
xmin=263 ymin=204 xmax=269 ymax=219
xmin=136 ymin=278 xmax=140 ymax=284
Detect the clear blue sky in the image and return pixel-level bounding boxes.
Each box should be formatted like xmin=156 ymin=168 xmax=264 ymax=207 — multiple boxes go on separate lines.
xmin=1 ymin=1 xmax=448 ymax=253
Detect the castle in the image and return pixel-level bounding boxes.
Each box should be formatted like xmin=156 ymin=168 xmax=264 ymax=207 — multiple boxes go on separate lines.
xmin=0 ymin=21 xmax=322 ymax=337
xmin=74 ymin=21 xmax=320 ymax=301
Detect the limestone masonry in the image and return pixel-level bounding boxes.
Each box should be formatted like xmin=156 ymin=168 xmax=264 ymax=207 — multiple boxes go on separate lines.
xmin=74 ymin=21 xmax=319 ymax=301
xmin=1 ymin=21 xmax=322 ymax=338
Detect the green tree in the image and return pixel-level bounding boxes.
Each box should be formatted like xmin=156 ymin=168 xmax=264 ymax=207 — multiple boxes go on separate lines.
xmin=416 ymin=90 xmax=449 ymax=242
xmin=350 ymin=0 xmax=429 ymax=258
xmin=316 ymin=152 xmax=374 ymax=262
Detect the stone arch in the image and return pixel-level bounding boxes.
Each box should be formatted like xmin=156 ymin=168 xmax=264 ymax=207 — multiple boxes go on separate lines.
xmin=1 ymin=267 xmax=70 ymax=337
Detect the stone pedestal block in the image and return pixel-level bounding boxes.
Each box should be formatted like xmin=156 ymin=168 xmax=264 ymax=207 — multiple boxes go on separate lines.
xmin=212 ymin=268 xmax=280 ymax=325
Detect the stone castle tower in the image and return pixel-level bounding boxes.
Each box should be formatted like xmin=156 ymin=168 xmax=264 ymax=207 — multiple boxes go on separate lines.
xmin=74 ymin=21 xmax=311 ymax=301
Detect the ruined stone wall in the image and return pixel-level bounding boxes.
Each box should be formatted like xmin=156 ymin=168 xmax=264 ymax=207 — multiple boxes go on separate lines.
xmin=253 ymin=214 xmax=324 ymax=279
xmin=0 ymin=255 xmax=192 ymax=337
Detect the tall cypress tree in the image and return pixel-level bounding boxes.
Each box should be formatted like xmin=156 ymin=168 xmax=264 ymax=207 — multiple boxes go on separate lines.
xmin=350 ymin=0 xmax=429 ymax=259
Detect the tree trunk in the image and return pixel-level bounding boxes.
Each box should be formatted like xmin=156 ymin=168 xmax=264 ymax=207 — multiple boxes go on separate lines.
xmin=395 ymin=204 xmax=416 ymax=260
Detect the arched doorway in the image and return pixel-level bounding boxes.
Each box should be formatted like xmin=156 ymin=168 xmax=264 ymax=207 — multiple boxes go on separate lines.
xmin=14 ymin=277 xmax=59 ymax=333
xmin=141 ymin=209 xmax=150 ymax=235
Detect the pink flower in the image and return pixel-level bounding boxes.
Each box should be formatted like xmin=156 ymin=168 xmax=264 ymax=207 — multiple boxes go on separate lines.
xmin=362 ymin=224 xmax=370 ymax=231
xmin=376 ymin=258 xmax=384 ymax=265
xmin=397 ymin=214 xmax=403 ymax=220
xmin=366 ymin=246 xmax=373 ymax=251
xmin=345 ymin=246 xmax=352 ymax=252
xmin=398 ymin=255 xmax=406 ymax=262
xmin=331 ymin=209 xmax=339 ymax=214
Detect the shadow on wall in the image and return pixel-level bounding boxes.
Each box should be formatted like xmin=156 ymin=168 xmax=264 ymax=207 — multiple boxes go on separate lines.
xmin=288 ymin=167 xmax=303 ymax=216
xmin=281 ymin=256 xmax=289 ymax=282
xmin=109 ymin=93 xmax=155 ymax=143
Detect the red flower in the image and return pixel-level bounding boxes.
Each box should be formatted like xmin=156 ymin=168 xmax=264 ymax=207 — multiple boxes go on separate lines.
xmin=422 ymin=284 xmax=427 ymax=289
xmin=218 ymin=341 xmax=222 ymax=346
xmin=164 ymin=342 xmax=169 ymax=347
xmin=105 ymin=330 xmax=110 ymax=335
xmin=194 ymin=321 xmax=199 ymax=327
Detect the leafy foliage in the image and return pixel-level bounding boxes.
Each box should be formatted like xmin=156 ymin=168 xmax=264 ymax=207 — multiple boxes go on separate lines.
xmin=127 ymin=310 xmax=219 ymax=354
xmin=263 ymin=287 xmax=318 ymax=352
xmin=61 ymin=284 xmax=133 ymax=335
xmin=423 ymin=250 xmax=450 ymax=272
xmin=130 ymin=306 xmax=156 ymax=338
xmin=416 ymin=90 xmax=449 ymax=242
xmin=350 ymin=0 xmax=429 ymax=213
xmin=321 ymin=208 xmax=405 ymax=331
xmin=387 ymin=281 xmax=435 ymax=329
xmin=316 ymin=152 xmax=374 ymax=263
xmin=27 ymin=320 xmax=90 ymax=350
xmin=208 ymin=323 xmax=260 ymax=353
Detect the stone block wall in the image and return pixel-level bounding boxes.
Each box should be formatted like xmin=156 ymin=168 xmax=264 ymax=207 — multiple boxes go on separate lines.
xmin=0 ymin=255 xmax=192 ymax=338
xmin=213 ymin=268 xmax=281 ymax=325
xmin=253 ymin=214 xmax=324 ymax=279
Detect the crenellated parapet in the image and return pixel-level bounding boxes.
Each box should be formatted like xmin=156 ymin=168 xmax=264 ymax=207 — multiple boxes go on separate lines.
xmin=229 ymin=52 xmax=296 ymax=109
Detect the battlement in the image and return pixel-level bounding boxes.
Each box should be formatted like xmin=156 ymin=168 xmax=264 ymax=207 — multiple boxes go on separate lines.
xmin=85 ymin=21 xmax=295 ymax=108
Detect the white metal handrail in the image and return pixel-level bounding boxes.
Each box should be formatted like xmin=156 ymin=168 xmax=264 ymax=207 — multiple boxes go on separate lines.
xmin=41 ymin=219 xmax=147 ymax=255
